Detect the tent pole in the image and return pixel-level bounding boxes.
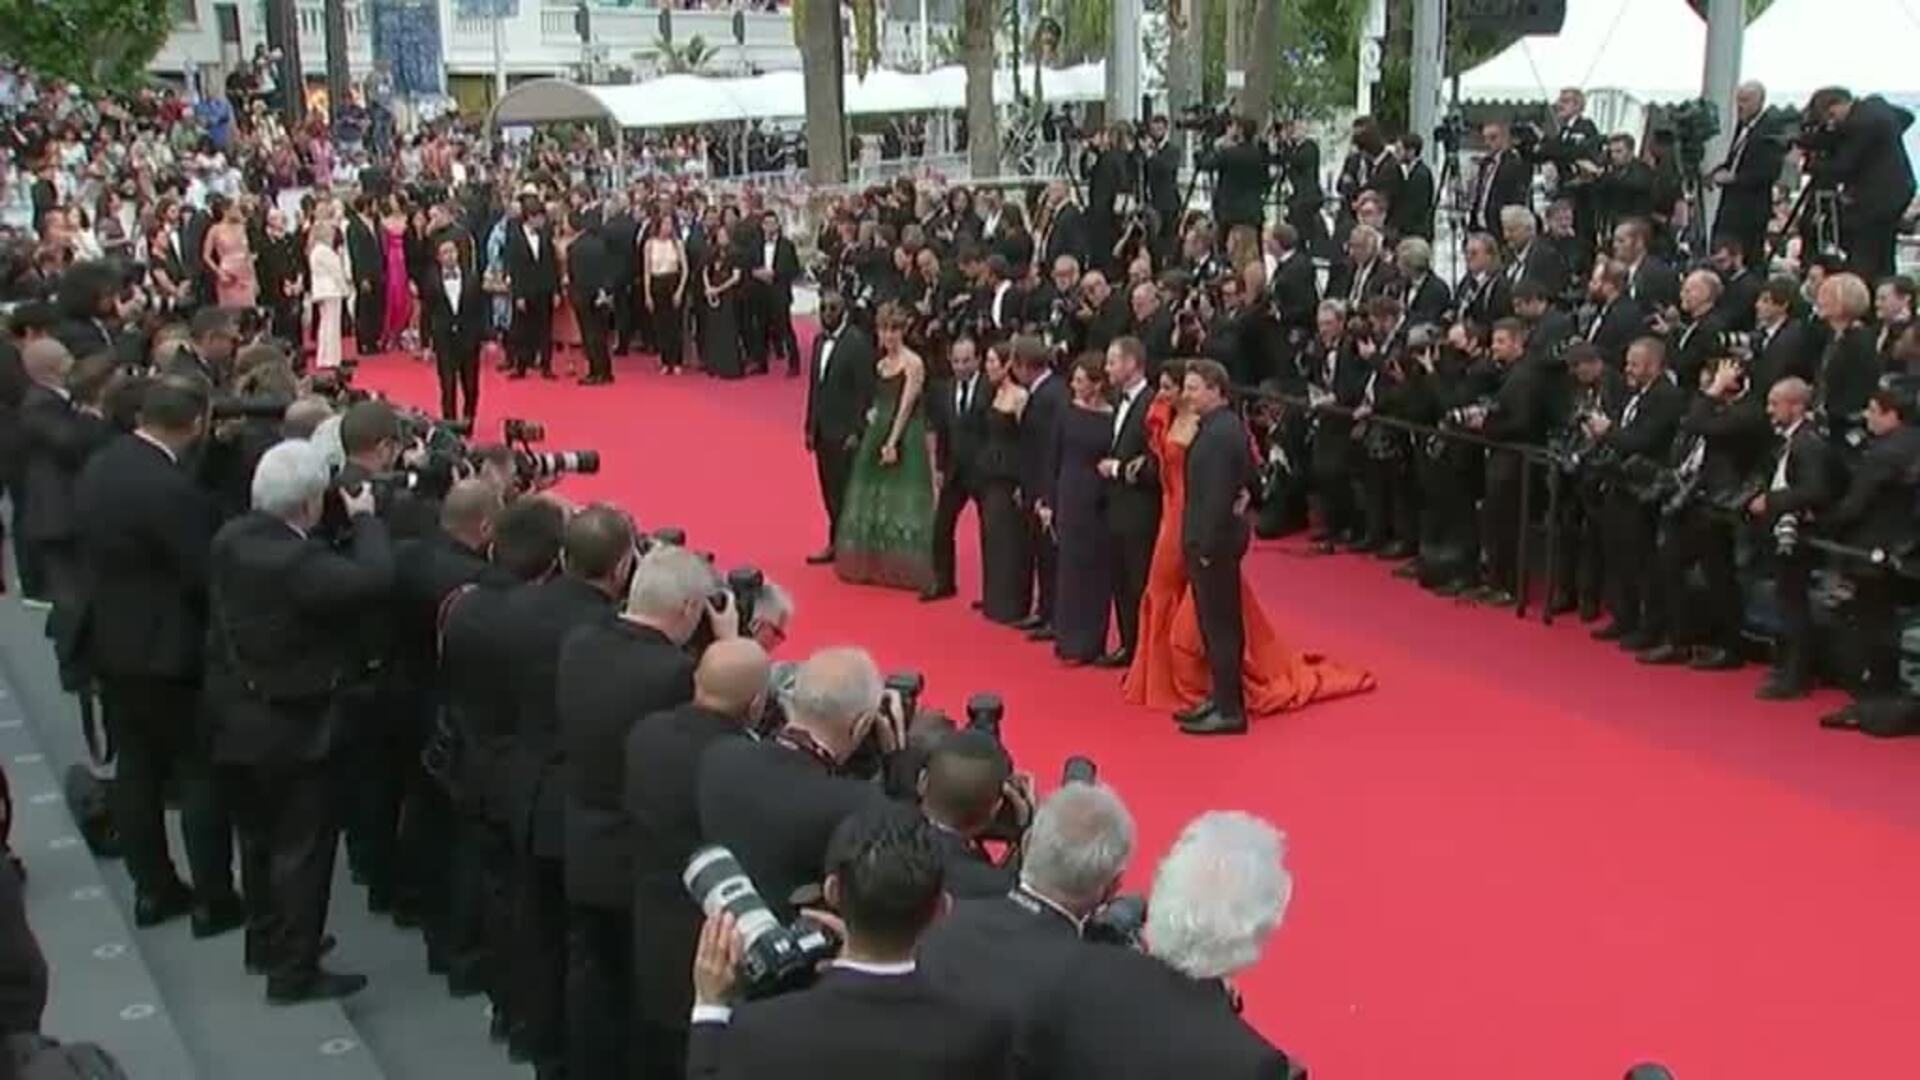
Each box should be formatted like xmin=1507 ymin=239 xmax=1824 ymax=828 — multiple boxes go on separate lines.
xmin=1699 ymin=0 xmax=1744 ymax=230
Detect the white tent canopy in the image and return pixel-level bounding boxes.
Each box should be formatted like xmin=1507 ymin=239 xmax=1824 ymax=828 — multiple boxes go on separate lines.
xmin=1457 ymin=0 xmax=1707 ymax=106
xmin=1743 ymin=0 xmax=1920 ymax=101
xmin=491 ymin=62 xmax=1109 ymax=131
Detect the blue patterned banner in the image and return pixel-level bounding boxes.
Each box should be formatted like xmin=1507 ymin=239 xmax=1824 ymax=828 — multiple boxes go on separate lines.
xmin=371 ymin=0 xmax=446 ymax=98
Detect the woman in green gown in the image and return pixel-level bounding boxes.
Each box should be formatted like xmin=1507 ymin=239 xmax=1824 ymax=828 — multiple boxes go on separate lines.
xmin=835 ymin=302 xmax=938 ymax=592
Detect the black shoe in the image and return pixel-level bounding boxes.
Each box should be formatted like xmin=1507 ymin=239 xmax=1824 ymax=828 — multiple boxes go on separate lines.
xmin=1392 ymin=561 xmax=1424 ymax=580
xmin=1308 ymin=540 xmax=1338 ymax=556
xmin=1636 ymin=643 xmax=1687 ymax=666
xmin=1427 ymin=578 xmax=1470 ymax=598
xmin=1547 ymin=593 xmax=1577 ymax=616
xmin=1577 ymin=597 xmax=1602 ymax=623
xmin=1819 ymin=703 xmax=1864 ymax=730
xmin=133 ymin=886 xmax=193 ymax=928
xmin=1688 ymin=646 xmax=1742 ymax=672
xmin=918 ymin=587 xmax=956 ymax=603
xmin=1618 ymin=630 xmax=1657 ymax=652
xmin=1025 ymin=626 xmax=1056 ymax=643
xmin=190 ymin=894 xmax=246 ymax=939
xmin=1180 ymin=711 xmax=1249 ymax=736
xmin=1092 ymin=650 xmax=1132 ymax=670
xmin=1174 ymin=699 xmax=1216 ymax=725
xmin=248 ymin=934 xmax=337 ymax=975
xmin=266 ymin=969 xmax=368 ymax=1006
xmin=1349 ymin=537 xmax=1382 ymax=555
xmin=1756 ymin=674 xmax=1810 ymax=701
xmin=1475 ymin=588 xmax=1517 ymax=607
xmin=1591 ymin=622 xmax=1631 ymax=642
xmin=1377 ymin=542 xmax=1416 ymax=560
xmin=506 ymin=369 xmax=527 ymax=380
xmin=1012 ymin=615 xmax=1045 ymax=632
xmin=805 ymin=548 xmax=835 ymax=565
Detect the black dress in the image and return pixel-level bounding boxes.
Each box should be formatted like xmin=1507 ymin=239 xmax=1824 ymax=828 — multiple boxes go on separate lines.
xmin=700 ymin=264 xmax=744 ymax=379
xmin=978 ymin=402 xmax=1032 ymax=625
xmin=1052 ymin=403 xmax=1116 ymax=662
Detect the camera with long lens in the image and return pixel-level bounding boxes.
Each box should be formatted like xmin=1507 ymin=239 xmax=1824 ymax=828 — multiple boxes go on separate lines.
xmin=685 ymin=565 xmax=766 ymax=655
xmin=843 ymin=670 xmax=922 ymax=780
xmin=683 ymin=846 xmax=842 ymax=997
xmin=502 ymin=417 xmax=546 ymax=443
xmin=1443 ymin=397 xmax=1500 ymax=429
xmin=1175 ymin=102 xmax=1232 ymax=140
xmin=1432 ymin=113 xmax=1468 ymax=155
xmin=514 ymin=448 xmax=601 ymax=485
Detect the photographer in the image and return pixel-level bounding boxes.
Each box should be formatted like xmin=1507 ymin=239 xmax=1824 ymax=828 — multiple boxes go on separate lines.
xmin=1711 ymin=82 xmax=1786 ymax=271
xmin=689 ymin=808 xmax=1014 ymax=1079
xmin=1202 ymin=117 xmax=1270 ymax=234
xmin=1470 ymin=121 xmax=1533 ymax=238
xmin=1582 ymin=259 xmax=1647 ymax=367
xmin=1017 ymin=811 xmax=1301 ymax=1078
xmin=1083 ymin=124 xmax=1133 ymax=274
xmin=696 ymin=646 xmax=899 ymax=920
xmin=1814 ymin=272 xmax=1883 ymax=450
xmin=1306 ymin=300 xmax=1369 ymax=551
xmin=919 ymin=779 xmax=1135 ymax=1019
xmin=1551 ymin=342 xmax=1625 ymax=617
xmin=1074 ymin=270 xmax=1129 ymax=357
xmin=916 ymin=730 xmax=1025 ymax=899
xmin=1138 ymin=116 xmax=1182 ymax=249
xmin=1592 ymin=135 xmax=1657 ymax=244
xmin=1271 ymin=120 xmax=1326 ymax=242
xmin=1457 ymin=318 xmax=1554 ymax=606
xmin=1536 ymin=88 xmax=1607 ymax=242
xmin=1389 ymin=133 xmax=1437 ymax=242
xmin=1454 ymin=232 xmax=1512 ymax=327
xmin=1395 ymin=237 xmax=1451 ymax=328
xmin=164 ymin=305 xmax=241 ymax=391
xmin=1658 ymin=269 xmax=1732 ymax=390
xmin=206 ymin=438 xmax=393 ymax=1003
xmin=1327 ymin=224 xmax=1399 ymax=311
xmin=1354 ymin=300 xmax=1421 ymax=558
xmin=1752 ymin=276 xmax=1818 ymax=388
xmin=16 ymin=337 xmax=110 ymax=607
xmin=1592 ymin=338 xmax=1687 ymax=649
xmin=1823 ymin=382 xmax=1920 ymax=728
xmin=1500 ymin=205 xmax=1567 ymax=298
xmin=1803 ymin=87 xmax=1916 ymax=281
xmin=628 ymin=638 xmax=772 ymax=1080
xmin=1745 ymin=378 xmax=1833 ymax=700
xmin=557 ymin=542 xmax=723 ymax=1080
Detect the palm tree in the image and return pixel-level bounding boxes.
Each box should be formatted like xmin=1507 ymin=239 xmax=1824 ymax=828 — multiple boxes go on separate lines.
xmin=794 ymin=0 xmax=849 ymax=184
xmin=1241 ymin=0 xmax=1279 ymax=124
xmin=962 ymin=0 xmax=1000 ymax=178
xmin=652 ymin=35 xmax=718 ymax=74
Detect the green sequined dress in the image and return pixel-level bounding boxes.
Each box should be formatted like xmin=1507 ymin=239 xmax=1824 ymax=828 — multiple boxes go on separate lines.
xmin=834 ymin=367 xmax=936 ymax=592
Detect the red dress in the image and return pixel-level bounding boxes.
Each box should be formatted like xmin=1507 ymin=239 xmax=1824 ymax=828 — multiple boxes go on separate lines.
xmin=1123 ymin=396 xmax=1376 ymax=714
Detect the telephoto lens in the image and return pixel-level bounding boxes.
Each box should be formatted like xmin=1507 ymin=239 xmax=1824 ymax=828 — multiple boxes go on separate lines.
xmin=514 ymin=448 xmax=602 ymax=483
xmin=965 ymin=692 xmax=1005 ymax=741
xmin=683 ymin=846 xmax=842 ymax=996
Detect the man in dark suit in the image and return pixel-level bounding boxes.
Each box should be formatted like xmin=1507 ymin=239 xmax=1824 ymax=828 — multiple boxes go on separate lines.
xmin=1592 ymin=135 xmax=1659 ymax=240
xmin=1500 ymin=207 xmax=1568 ymax=298
xmin=1613 ymin=218 xmax=1679 ymax=312
xmin=1014 ymin=338 xmax=1066 ymax=640
xmin=1099 ymin=338 xmax=1160 ymax=668
xmin=504 ymin=198 xmax=559 ymax=380
xmin=745 ymin=210 xmax=804 ymax=375
xmin=1018 ymin=810 xmax=1302 ymax=1079
xmin=600 ymin=195 xmax=642 ymax=354
xmin=1452 ymin=232 xmax=1513 ymax=328
xmin=1808 ymin=87 xmax=1917 ymax=282
xmin=688 ymin=809 xmax=1015 ymax=1080
xmin=1074 ymin=270 xmax=1132 ymax=356
xmin=696 ymin=646 xmax=896 ymax=920
xmin=344 ymin=197 xmax=386 ymax=356
xmin=1590 ymin=338 xmax=1687 ymax=647
xmin=205 ymin=439 xmax=393 ymax=1004
xmin=1082 ymin=125 xmax=1131 ymax=273
xmin=917 ymin=731 xmax=1016 ymax=899
xmin=1389 ymin=133 xmax=1437 ymax=241
xmin=566 ymin=214 xmax=617 ymax=385
xmin=924 ymin=338 xmax=991 ymax=603
xmin=1746 ymin=378 xmax=1832 ymax=700
xmin=1140 ymin=116 xmax=1183 ymax=248
xmin=439 ymin=496 xmax=569 ymax=1042
xmin=804 ymin=293 xmax=876 ymax=564
xmin=1129 ymin=282 xmax=1176 ymax=372
xmin=557 ymin=543 xmax=714 ymax=1080
xmin=1582 ymin=260 xmax=1650 ymax=367
xmin=1266 ymin=224 xmax=1321 ymax=341
xmin=424 ymin=238 xmax=486 ymax=421
xmin=499 ymin=504 xmax=628 ymax=1075
xmin=1274 ymin=122 xmax=1326 ymax=243
xmin=1177 ymin=360 xmax=1256 ymax=736
xmin=73 ymin=375 xmax=238 ymax=932
xmin=1711 ymin=83 xmax=1787 ymax=269
xmin=1470 ymin=121 xmax=1533 ymax=237
xmin=1039 ymin=182 xmax=1088 ymax=270
xmin=626 ymin=639 xmax=770 ymax=1080
xmin=1750 ymin=277 xmax=1818 ymax=388
xmin=1325 ymin=225 xmax=1402 ymax=311
xmin=1825 ymin=386 xmax=1920 ymax=717
xmin=16 ymin=339 xmax=111 ymax=608
xmin=1709 ymin=236 xmax=1765 ymax=333
xmin=1461 ymin=319 xmax=1556 ymax=606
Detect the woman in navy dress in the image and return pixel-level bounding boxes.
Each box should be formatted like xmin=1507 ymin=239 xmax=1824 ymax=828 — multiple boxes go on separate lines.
xmin=1043 ymin=354 xmax=1116 ymax=664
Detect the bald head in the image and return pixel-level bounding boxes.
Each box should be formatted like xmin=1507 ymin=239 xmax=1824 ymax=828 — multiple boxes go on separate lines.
xmin=22 ymin=338 xmax=73 ymax=387
xmin=283 ymin=396 xmax=335 ymax=439
xmin=694 ymin=638 xmax=772 ymax=719
xmin=441 ymin=478 xmax=503 ymax=547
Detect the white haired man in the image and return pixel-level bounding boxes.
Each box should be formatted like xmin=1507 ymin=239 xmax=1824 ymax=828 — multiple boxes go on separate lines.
xmin=1019 ymin=811 xmax=1303 ymax=1078
xmin=206 ymin=438 xmax=392 ymax=1004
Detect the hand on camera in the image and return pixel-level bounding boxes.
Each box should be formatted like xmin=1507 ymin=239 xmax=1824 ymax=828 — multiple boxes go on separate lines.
xmin=692 ymin=912 xmax=744 ymax=1007
xmin=340 ymin=482 xmax=378 ymax=518
xmin=707 ymin=590 xmax=741 ymax=641
xmin=873 ymin=690 xmax=910 ymax=753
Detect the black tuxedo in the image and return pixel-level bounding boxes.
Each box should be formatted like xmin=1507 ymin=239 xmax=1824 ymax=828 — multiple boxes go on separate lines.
xmin=1758 ymin=421 xmax=1834 ymax=685
xmin=1133 ymin=307 xmax=1175 ymax=372
xmin=1326 ymin=257 xmax=1402 ymax=311
xmin=74 ymin=434 xmax=232 ymax=907
xmin=1453 ymin=270 xmax=1512 ymax=327
xmin=1390 ymin=158 xmax=1437 ymax=240
xmin=1041 ymin=203 xmax=1087 ymax=268
xmin=1142 ymin=139 xmax=1182 ymax=235
xmin=1751 ymin=316 xmax=1817 ymax=390
xmin=1401 ymin=271 xmax=1452 ymax=327
xmin=1717 ymin=268 xmax=1764 ymax=332
xmin=695 ymin=738 xmax=889 ymax=920
xmin=424 ymin=266 xmax=486 ymax=419
xmin=918 ymin=889 xmax=1085 ymax=1025
xmin=344 ymin=214 xmax=386 ymax=354
xmin=978 ymin=280 xmax=1028 ymax=336
xmin=929 ymin=371 xmax=993 ymax=595
xmin=806 ymin=321 xmax=877 ymax=546
xmin=1599 ymin=377 xmax=1687 ymax=636
xmin=746 ymin=235 xmax=803 ymax=373
xmin=601 ymin=211 xmax=641 ymax=350
xmin=687 ymin=968 xmax=1014 ymax=1080
xmin=1624 ymin=258 xmax=1680 ymax=311
xmin=1829 ymin=423 xmax=1920 ymax=696
xmin=1583 ymin=295 xmax=1649 ymax=366
xmin=1818 ymin=325 xmax=1881 ymax=445
xmin=1020 ymin=370 xmax=1068 ymax=625
xmin=504 ymin=222 xmax=558 ymax=376
xmin=1812 ymin=95 xmax=1916 ymax=279
xmin=1184 ymin=406 xmax=1255 ymax=719
xmin=1472 ymin=148 xmax=1532 ymax=235
xmin=1268 ymin=250 xmax=1320 ymax=338
xmin=1105 ymin=381 xmax=1160 ymax=655
xmin=1503 ymin=241 xmax=1567 ymax=297
xmin=1020 ymin=945 xmax=1298 ymax=1080
xmin=16 ymin=383 xmax=111 ymax=609
xmin=567 ymin=228 xmax=618 ymax=380
xmin=1079 ymin=291 xmax=1131 ymax=355
xmin=930 ymin=826 xmax=1013 ymax=899
xmin=1666 ymin=311 xmax=1732 ymax=390
xmin=627 ymin=703 xmax=750 ymax=1074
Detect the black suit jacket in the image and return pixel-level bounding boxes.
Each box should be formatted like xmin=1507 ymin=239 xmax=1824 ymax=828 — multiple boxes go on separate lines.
xmin=1401 ymin=271 xmax=1451 ymax=327
xmin=73 ymin=435 xmax=222 ymax=680
xmin=441 ymin=580 xmax=525 ymax=823
xmin=565 ymin=228 xmax=615 ymax=310
xmin=503 ymin=575 xmax=617 ymax=857
xmin=806 ymin=322 xmax=876 ymax=446
xmin=344 ymin=214 xmax=385 ymax=288
xmin=424 ymin=267 xmax=487 ymax=361
xmin=1752 ymin=317 xmax=1817 ymax=389
xmin=204 ymin=512 xmax=394 ymax=766
xmin=1389 ymin=159 xmax=1437 ymax=240
xmin=1818 ymin=325 xmax=1881 ymax=436
xmin=1504 ymin=241 xmax=1567 ymax=298
xmin=1104 ymin=384 xmax=1160 ymax=538
xmin=1019 ymin=945 xmax=1298 ymax=1080
xmin=504 ymin=222 xmax=559 ymax=298
xmin=1276 ymin=139 xmax=1324 ymax=214
xmin=1268 ymin=251 xmax=1319 ymax=336
xmin=1815 ymin=95 xmax=1917 ymax=222
xmin=627 ymin=703 xmax=751 ymax=1026
xmin=1604 ymin=377 xmax=1687 ymax=464
xmin=1473 ymin=149 xmax=1533 ymax=234
xmin=695 ymin=738 xmax=888 ymax=918
xmin=1041 ymin=204 xmax=1087 ymax=268
xmin=747 ymin=236 xmax=803 ymax=307
xmin=1019 ymin=370 xmax=1068 ymax=505
xmin=931 ymin=826 xmax=1014 ymax=899
xmin=1831 ymin=425 xmax=1920 ymax=548
xmin=17 ymin=385 xmax=109 ymax=544
xmin=1184 ymin=407 xmax=1254 ymax=562
xmin=1584 ymin=296 xmax=1649 ymax=366
xmin=1625 ymin=258 xmax=1680 ymax=312
xmin=1667 ymin=311 xmax=1732 ymax=390
xmin=557 ymin=618 xmax=695 ymax=909
xmin=930 ymin=372 xmax=993 ymax=485
xmin=1326 ymin=257 xmax=1402 ymax=311
xmin=918 ymin=890 xmax=1085 ymax=1026
xmin=1453 ymin=271 xmax=1512 ymax=328
xmin=687 ymin=968 xmax=1014 ymax=1080
xmin=1757 ymin=422 xmax=1834 ymax=521
xmin=1143 ymin=140 xmax=1181 ymax=220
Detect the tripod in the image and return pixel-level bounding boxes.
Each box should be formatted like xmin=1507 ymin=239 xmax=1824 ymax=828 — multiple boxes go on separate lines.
xmin=1770 ymin=179 xmax=1842 ymax=263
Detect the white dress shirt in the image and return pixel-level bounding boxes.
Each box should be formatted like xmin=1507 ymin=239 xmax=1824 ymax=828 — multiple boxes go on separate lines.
xmin=1112 ymin=378 xmax=1146 ymax=447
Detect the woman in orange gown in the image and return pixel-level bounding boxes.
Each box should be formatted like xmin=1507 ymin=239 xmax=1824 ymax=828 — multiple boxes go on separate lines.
xmin=1123 ymin=361 xmax=1376 ymax=715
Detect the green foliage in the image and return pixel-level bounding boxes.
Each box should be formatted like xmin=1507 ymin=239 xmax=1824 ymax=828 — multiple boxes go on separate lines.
xmin=0 ymin=0 xmax=174 ymax=92
xmin=651 ymin=34 xmax=717 ymax=73
xmin=1053 ymin=0 xmax=1109 ymax=64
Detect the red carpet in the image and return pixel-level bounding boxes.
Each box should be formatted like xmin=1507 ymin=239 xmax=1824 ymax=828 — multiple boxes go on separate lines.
xmin=357 ymin=346 xmax=1920 ymax=1079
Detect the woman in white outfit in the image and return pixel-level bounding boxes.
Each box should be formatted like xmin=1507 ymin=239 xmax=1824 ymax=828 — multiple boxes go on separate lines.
xmin=307 ymin=220 xmax=351 ymax=371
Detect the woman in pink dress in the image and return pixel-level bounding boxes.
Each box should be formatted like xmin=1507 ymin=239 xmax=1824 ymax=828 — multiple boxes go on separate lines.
xmin=379 ymin=198 xmax=414 ymax=350
xmin=203 ymin=196 xmax=257 ymax=309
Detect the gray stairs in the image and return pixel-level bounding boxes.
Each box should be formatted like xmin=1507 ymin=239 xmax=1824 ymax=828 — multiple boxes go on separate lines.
xmin=0 ymin=598 xmax=526 ymax=1079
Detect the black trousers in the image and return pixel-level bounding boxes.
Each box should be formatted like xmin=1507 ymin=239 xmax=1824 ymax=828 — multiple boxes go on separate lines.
xmin=576 ymin=299 xmax=612 ymax=379
xmin=446 ymin=810 xmax=512 ymax=1000
xmin=99 ymin=676 xmax=233 ymax=902
xmin=1659 ymin=507 xmax=1741 ymax=650
xmin=1847 ymin=568 xmax=1905 ymax=698
xmin=634 ymin=1018 xmax=689 ymax=1080
xmin=230 ymin=758 xmax=337 ymax=986
xmin=268 ymin=296 xmax=300 ymax=344
xmin=437 ymin=342 xmax=480 ymax=421
xmin=930 ymin=473 xmax=980 ymax=594
xmin=814 ymin=436 xmax=856 ymax=546
xmin=613 ymin=276 xmax=637 ymax=353
xmin=566 ymin=903 xmax=633 ymax=1080
xmin=353 ymin=282 xmax=384 ymax=353
xmin=511 ymin=293 xmax=555 ymax=375
xmin=1359 ymin=453 xmax=1418 ymax=547
xmin=1481 ymin=453 xmax=1526 ymax=591
xmin=1418 ymin=450 xmax=1481 ymax=584
xmin=510 ymin=849 xmax=568 ymax=1070
xmin=1842 ymin=211 xmax=1900 ymax=283
xmin=1770 ymin=544 xmax=1815 ymax=682
xmin=648 ymin=276 xmax=684 ymax=369
xmin=1028 ymin=505 xmax=1058 ymax=625
xmin=1111 ymin=524 xmax=1155 ymax=654
xmin=1603 ymin=491 xmax=1662 ymax=634
xmin=1186 ymin=550 xmax=1246 ymax=718
xmin=343 ymin=688 xmax=417 ymax=909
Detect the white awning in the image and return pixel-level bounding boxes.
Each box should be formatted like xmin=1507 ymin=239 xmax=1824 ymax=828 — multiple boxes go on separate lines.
xmin=1457 ymin=0 xmax=1707 ymax=106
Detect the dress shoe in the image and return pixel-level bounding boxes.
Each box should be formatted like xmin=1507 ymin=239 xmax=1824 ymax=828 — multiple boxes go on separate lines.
xmin=1635 ymin=643 xmax=1687 ymax=665
xmin=805 ymin=548 xmax=835 ymax=565
xmin=1025 ymin=626 xmax=1056 ymax=643
xmin=1590 ymin=622 xmax=1631 ymax=642
xmin=1377 ymin=542 xmax=1416 ymax=560
xmin=1308 ymin=530 xmax=1336 ymax=545
xmin=1092 ymin=650 xmax=1132 ymax=670
xmin=1617 ymin=630 xmax=1657 ymax=652
xmin=133 ymin=886 xmax=193 ymax=928
xmin=1011 ymin=615 xmax=1044 ymax=631
xmin=1755 ymin=672 xmax=1809 ymax=700
xmin=1392 ymin=560 xmax=1424 ymax=580
xmin=918 ymin=587 xmax=956 ymax=603
xmin=1426 ymin=578 xmax=1470 ymax=598
xmin=1688 ymin=647 xmax=1742 ymax=672
xmin=1818 ymin=703 xmax=1863 ymax=730
xmin=1578 ymin=597 xmax=1602 ymax=623
xmin=1174 ymin=699 xmax=1216 ymax=725
xmin=505 ymin=369 xmax=527 ymax=380
xmin=1180 ymin=711 xmax=1249 ymax=736
xmin=1308 ymin=540 xmax=1338 ymax=556
xmin=266 ymin=969 xmax=368 ymax=1006
xmin=1547 ymin=593 xmax=1576 ymax=616
xmin=248 ymin=934 xmax=337 ymax=975
xmin=190 ymin=894 xmax=246 ymax=939
xmin=1475 ymin=588 xmax=1517 ymax=607
xmin=1348 ymin=537 xmax=1382 ymax=555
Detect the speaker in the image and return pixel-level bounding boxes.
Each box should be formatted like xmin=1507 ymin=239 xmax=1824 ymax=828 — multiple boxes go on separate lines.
xmin=1454 ymin=0 xmax=1566 ymax=36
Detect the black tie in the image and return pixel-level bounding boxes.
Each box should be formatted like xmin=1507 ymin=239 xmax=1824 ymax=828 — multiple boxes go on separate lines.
xmin=960 ymin=378 xmax=972 ymax=414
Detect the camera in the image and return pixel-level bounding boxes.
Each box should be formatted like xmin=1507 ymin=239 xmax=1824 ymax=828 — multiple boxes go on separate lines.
xmin=1510 ymin=121 xmax=1543 ymax=157
xmin=683 ymin=846 xmax=842 ymax=997
xmin=502 ymin=417 xmax=546 ymax=443
xmin=1433 ymin=113 xmax=1468 ymax=155
xmin=1175 ymin=102 xmax=1232 ymax=141
xmin=514 ymin=448 xmax=601 ymax=485
xmin=965 ymin=692 xmax=1004 ymax=741
xmin=1443 ymin=398 xmax=1499 ymax=429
